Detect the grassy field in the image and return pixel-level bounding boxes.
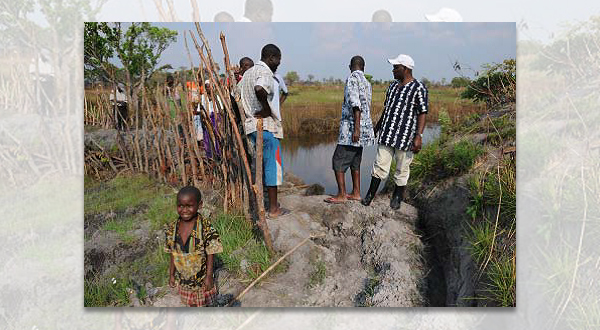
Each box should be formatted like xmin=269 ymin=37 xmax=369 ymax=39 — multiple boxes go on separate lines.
xmin=281 ymin=85 xmax=486 ymax=138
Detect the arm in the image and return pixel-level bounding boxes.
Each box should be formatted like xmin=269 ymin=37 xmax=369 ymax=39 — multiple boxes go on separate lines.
xmin=352 ymin=106 xmax=361 ymax=143
xmin=169 ymin=254 xmax=176 ymax=287
xmin=412 ymin=113 xmax=426 ymax=153
xmin=254 ymin=85 xmax=272 ymax=118
xmin=204 ymin=254 xmax=214 ymax=290
xmin=412 ymin=87 xmax=428 ymax=153
xmin=280 ymin=92 xmax=288 ymax=105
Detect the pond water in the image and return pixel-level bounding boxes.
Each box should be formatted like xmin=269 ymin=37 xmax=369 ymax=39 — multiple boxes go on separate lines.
xmin=280 ymin=124 xmax=441 ymax=196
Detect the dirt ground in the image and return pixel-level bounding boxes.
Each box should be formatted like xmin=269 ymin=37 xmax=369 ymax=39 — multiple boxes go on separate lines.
xmin=151 ymin=186 xmax=425 ymax=307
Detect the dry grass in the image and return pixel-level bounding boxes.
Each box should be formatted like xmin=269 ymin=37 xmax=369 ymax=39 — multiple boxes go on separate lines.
xmin=280 ymin=85 xmax=486 ymax=138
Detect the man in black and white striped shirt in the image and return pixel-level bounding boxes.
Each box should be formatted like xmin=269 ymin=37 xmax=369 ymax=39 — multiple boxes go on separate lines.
xmin=362 ymin=54 xmax=428 ymax=209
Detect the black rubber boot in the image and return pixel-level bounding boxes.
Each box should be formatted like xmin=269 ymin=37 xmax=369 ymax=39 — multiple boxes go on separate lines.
xmin=390 ymin=185 xmax=405 ymax=210
xmin=361 ymin=177 xmax=381 ymax=206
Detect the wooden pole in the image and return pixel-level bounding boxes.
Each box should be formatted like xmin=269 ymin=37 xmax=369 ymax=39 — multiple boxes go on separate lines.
xmin=254 ymin=119 xmax=274 ymax=254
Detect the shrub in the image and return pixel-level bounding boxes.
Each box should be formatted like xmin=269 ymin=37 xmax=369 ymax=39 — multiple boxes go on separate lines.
xmin=461 ymin=59 xmax=515 ymax=107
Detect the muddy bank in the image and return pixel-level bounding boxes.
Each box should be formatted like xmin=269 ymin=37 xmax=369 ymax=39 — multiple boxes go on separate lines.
xmin=221 ymin=189 xmax=426 ymax=307
xmin=413 ymin=176 xmax=477 ymax=306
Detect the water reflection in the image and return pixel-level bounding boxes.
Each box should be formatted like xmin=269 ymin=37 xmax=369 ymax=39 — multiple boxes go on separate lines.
xmin=281 ymin=124 xmax=441 ymax=195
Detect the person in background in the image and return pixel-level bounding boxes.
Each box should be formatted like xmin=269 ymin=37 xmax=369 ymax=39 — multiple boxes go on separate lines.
xmin=325 ymin=56 xmax=375 ymax=204
xmin=199 ymin=80 xmax=223 ymax=159
xmin=273 ymin=71 xmax=288 ymax=107
xmin=109 ymin=82 xmax=128 ymax=131
xmin=239 ymin=44 xmax=289 ymax=218
xmin=362 ymin=54 xmax=428 ymax=210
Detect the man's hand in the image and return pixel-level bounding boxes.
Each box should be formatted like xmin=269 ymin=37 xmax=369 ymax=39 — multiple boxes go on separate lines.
xmin=169 ymin=275 xmax=176 ymax=288
xmin=254 ymin=85 xmax=272 ymax=119
xmin=352 ymin=129 xmax=360 ymax=143
xmin=254 ymin=109 xmax=270 ymax=119
xmin=412 ymin=135 xmax=423 ymax=153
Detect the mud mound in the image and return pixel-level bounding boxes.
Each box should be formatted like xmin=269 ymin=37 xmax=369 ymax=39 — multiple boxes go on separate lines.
xmin=232 ymin=193 xmax=425 ymax=307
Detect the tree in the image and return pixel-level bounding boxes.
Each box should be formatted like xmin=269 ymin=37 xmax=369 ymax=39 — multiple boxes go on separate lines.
xmin=84 ymin=22 xmax=178 ymax=114
xmin=450 ymin=76 xmax=471 ymax=88
xmin=284 ymin=71 xmax=299 ymax=86
xmin=364 ymin=74 xmax=374 ymax=85
xmin=421 ymin=77 xmax=432 ymax=87
xmin=461 ymin=59 xmax=516 ymax=106
xmin=307 ymin=74 xmax=315 ymax=83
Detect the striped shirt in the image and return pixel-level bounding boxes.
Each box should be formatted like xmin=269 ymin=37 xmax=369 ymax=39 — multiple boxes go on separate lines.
xmin=377 ymin=79 xmax=428 ymax=150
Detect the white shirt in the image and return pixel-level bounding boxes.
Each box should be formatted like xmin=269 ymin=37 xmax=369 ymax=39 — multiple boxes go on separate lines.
xmin=109 ymin=89 xmax=127 ymax=103
xmin=271 ymin=77 xmax=282 ymax=121
xmin=238 ymin=60 xmax=283 ymax=138
xmin=199 ymin=94 xmax=223 ymax=114
xmin=274 ymin=73 xmax=288 ymax=94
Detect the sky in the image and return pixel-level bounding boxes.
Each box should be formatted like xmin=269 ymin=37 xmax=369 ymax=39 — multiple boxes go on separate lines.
xmin=150 ymin=22 xmax=515 ymax=82
xmin=98 ymin=0 xmax=596 ymax=42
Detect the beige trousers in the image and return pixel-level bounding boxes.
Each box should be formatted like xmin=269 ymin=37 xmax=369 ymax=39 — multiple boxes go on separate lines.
xmin=372 ymin=145 xmax=414 ymax=186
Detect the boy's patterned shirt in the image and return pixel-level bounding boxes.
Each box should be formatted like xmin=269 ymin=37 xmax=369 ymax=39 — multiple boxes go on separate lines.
xmin=337 ymin=70 xmax=375 ymax=147
xmin=164 ymin=215 xmax=223 ymax=290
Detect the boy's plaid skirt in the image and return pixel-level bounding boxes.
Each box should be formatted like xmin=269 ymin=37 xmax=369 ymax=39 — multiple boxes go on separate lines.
xmin=178 ymin=285 xmax=217 ymax=307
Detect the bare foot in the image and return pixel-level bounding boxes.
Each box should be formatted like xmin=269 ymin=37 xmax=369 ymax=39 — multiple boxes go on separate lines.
xmin=324 ymin=195 xmax=348 ymax=204
xmin=346 ymin=193 xmax=361 ymax=201
xmin=267 ymin=208 xmax=291 ymax=218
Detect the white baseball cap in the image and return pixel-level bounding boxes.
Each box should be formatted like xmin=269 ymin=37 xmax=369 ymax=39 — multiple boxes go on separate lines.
xmin=425 ymin=8 xmax=463 ymax=22
xmin=387 ymin=54 xmax=414 ymax=69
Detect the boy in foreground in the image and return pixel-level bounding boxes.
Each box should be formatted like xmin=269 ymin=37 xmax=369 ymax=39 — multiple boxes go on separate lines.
xmin=164 ymin=186 xmax=223 ymax=306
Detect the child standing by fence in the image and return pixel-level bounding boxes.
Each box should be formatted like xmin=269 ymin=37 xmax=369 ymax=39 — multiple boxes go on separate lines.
xmin=164 ymin=186 xmax=223 ymax=306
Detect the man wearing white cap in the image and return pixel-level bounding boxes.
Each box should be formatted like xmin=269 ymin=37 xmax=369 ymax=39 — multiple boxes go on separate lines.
xmin=109 ymin=82 xmax=128 ymax=130
xmin=361 ymin=54 xmax=428 ymax=209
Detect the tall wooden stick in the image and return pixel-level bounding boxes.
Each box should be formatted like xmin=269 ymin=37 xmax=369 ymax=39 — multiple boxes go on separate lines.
xmin=192 ymin=26 xmax=274 ymax=251
xmin=229 ymin=235 xmax=314 ymax=306
xmin=254 ymin=119 xmax=274 ymax=254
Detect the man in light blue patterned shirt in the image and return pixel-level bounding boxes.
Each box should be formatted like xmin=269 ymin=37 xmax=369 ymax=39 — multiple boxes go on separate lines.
xmin=325 ymin=55 xmax=375 ymax=204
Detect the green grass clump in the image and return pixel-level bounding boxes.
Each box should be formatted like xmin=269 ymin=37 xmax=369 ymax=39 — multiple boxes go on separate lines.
xmin=308 ymin=260 xmax=327 ymax=288
xmin=467 ymin=218 xmax=497 ymax=265
xmin=85 ymin=174 xmax=168 ymax=215
xmin=484 ymin=255 xmax=516 ymax=307
xmin=212 ymin=213 xmax=273 ymax=280
xmin=411 ymin=139 xmax=484 ymax=182
xmin=466 ymin=156 xmax=516 ymax=307
xmin=146 ymin=194 xmax=178 ymax=230
xmin=84 ymin=275 xmax=131 ymax=307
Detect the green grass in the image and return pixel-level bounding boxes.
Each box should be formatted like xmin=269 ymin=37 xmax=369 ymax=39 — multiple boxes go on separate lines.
xmin=212 ymin=212 xmax=274 ymax=281
xmin=467 ymin=218 xmax=497 ymax=265
xmin=410 ymin=139 xmax=484 ymax=182
xmin=308 ymin=259 xmax=327 ymax=288
xmin=85 ymin=174 xmax=172 ymax=216
xmin=465 ymin=157 xmax=516 ymax=307
xmin=484 ymin=254 xmax=516 ymax=307
xmin=84 ymin=274 xmax=132 ymax=307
